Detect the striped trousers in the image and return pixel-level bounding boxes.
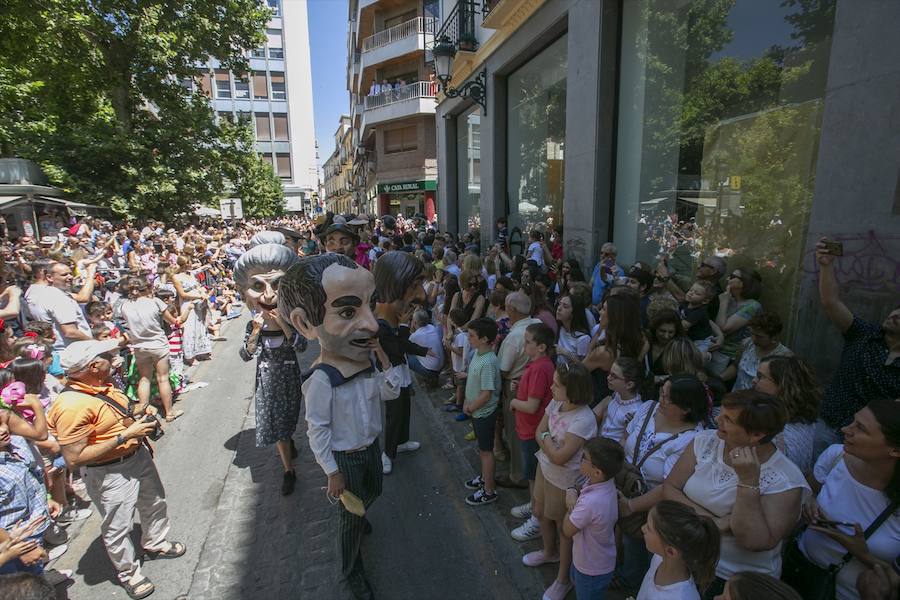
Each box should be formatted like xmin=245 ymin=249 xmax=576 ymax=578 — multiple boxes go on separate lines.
xmin=333 ymin=440 xmax=382 ymax=579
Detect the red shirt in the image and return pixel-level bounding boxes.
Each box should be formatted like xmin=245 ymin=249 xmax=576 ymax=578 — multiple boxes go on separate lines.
xmin=515 ymin=355 xmax=555 ymax=440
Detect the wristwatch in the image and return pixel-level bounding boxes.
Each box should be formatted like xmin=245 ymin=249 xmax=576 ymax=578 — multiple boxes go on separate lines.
xmin=115 ymin=434 xmax=125 ymax=446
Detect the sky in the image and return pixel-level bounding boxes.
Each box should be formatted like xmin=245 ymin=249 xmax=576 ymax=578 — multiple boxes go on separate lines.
xmin=307 ymin=0 xmax=350 ymax=169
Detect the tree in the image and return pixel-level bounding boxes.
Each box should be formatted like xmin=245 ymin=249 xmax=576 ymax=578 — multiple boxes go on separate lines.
xmin=0 ymin=0 xmax=283 ymax=218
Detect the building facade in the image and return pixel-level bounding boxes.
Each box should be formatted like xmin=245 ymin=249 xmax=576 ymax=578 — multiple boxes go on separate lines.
xmin=346 ymin=0 xmax=440 ymax=220
xmin=184 ymin=0 xmax=319 ymax=213
xmin=323 ymin=116 xmax=354 ymax=215
xmin=434 ymin=0 xmax=900 ymax=373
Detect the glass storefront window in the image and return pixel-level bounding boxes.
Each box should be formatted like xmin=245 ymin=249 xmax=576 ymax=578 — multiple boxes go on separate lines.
xmin=613 ymin=0 xmax=834 ymax=329
xmin=457 ymin=108 xmax=481 ymax=235
xmin=507 ymin=34 xmax=567 ymax=237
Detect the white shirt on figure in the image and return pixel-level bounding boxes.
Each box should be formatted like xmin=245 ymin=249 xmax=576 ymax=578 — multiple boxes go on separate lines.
xmin=636 ymin=554 xmax=699 ymax=600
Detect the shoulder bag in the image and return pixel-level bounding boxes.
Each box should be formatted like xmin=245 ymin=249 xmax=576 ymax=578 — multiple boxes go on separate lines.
xmin=782 ymin=500 xmax=896 ymax=600
xmin=614 ymin=402 xmax=690 ymax=537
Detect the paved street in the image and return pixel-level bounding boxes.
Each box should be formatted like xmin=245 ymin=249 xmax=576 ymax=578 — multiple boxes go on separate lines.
xmin=54 ymin=316 xmax=552 ymax=599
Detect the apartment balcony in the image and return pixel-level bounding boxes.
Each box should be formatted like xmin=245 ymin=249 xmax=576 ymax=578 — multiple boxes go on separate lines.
xmin=434 ymin=1 xmax=480 ymax=50
xmin=359 ymin=17 xmax=436 ymax=75
xmin=360 ymin=81 xmax=436 ymax=138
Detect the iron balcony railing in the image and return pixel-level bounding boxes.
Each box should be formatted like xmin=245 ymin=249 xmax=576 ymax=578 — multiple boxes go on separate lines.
xmin=434 ymin=0 xmax=479 ymax=52
xmin=363 ymin=81 xmax=436 ymax=110
xmin=481 ymin=0 xmax=498 ymax=19
xmin=361 ymin=16 xmax=437 ymax=53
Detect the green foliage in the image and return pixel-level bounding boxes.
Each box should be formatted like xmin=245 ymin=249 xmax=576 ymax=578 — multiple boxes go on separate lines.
xmin=0 ymin=0 xmax=283 ymax=218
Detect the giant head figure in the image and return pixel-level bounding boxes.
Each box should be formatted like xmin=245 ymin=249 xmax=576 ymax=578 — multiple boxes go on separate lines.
xmin=279 ymin=253 xmax=378 ymax=374
xmin=233 ymin=243 xmax=299 ymax=312
xmin=372 ymin=251 xmax=426 ymax=311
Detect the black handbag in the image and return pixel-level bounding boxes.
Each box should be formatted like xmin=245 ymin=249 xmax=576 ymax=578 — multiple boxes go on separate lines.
xmin=781 ymin=501 xmax=897 ymax=600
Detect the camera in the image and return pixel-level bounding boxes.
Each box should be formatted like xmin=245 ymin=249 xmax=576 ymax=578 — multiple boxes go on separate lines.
xmin=143 ymin=413 xmax=165 ymax=441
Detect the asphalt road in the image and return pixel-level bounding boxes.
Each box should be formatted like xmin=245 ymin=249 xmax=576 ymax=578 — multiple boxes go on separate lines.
xmin=53 ymin=315 xmax=557 ymax=599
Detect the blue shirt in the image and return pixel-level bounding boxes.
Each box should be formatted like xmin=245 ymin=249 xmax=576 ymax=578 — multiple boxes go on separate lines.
xmin=0 ymin=436 xmax=50 ymax=542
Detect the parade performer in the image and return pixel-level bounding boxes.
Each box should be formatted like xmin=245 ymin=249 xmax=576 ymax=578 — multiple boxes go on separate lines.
xmin=234 ymin=243 xmax=304 ymax=496
xmin=279 ymin=253 xmax=399 ymax=600
xmin=373 ymin=251 xmax=428 ymax=475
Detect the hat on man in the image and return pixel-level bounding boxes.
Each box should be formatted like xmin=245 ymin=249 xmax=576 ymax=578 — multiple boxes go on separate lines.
xmin=59 ymin=339 xmax=121 ymax=374
xmin=347 ymin=214 xmax=370 ymax=226
xmin=274 ymin=226 xmax=304 ymax=240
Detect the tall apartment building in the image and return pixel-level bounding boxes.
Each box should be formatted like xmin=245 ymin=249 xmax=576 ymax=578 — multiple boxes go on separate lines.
xmin=346 ymin=0 xmax=440 ymax=220
xmin=323 ymin=116 xmax=354 ymax=215
xmin=184 ymin=0 xmax=318 ymax=214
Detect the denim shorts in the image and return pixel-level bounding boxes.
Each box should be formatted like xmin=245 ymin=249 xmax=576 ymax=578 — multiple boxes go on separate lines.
xmin=519 ymin=438 xmax=539 ymax=481
xmin=471 ymin=410 xmax=497 ymax=452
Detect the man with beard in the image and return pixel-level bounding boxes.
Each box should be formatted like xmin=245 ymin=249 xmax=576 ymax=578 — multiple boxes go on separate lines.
xmin=24 ymin=261 xmax=95 ymax=349
xmin=280 ymin=254 xmax=400 ymax=600
xmin=234 ymin=243 xmax=303 ymax=495
xmin=814 ymin=236 xmax=900 ymax=455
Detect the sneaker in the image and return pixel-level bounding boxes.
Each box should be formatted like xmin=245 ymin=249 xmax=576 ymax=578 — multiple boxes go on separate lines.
xmin=43 ymin=523 xmax=68 ymax=546
xmin=57 ymin=506 xmax=92 ymax=523
xmin=510 ymin=501 xmax=532 ymax=519
xmin=381 ymin=452 xmax=393 ymax=475
xmin=522 ymin=550 xmax=560 ymax=567
xmin=464 ymin=430 xmax=476 ymax=441
xmin=511 ymin=515 xmax=541 ymax=541
xmin=464 ymin=475 xmax=484 ymax=490
xmin=455 ymin=413 xmax=469 ymax=422
xmin=542 ymin=579 xmax=574 ymax=600
xmin=46 ymin=543 xmax=68 ymax=561
xmin=396 ymin=441 xmax=420 ymax=453
xmin=465 ymin=488 xmax=498 ymax=506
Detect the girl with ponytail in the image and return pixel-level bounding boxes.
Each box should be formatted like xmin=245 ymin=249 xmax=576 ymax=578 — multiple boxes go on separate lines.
xmin=637 ymin=500 xmax=720 ymax=600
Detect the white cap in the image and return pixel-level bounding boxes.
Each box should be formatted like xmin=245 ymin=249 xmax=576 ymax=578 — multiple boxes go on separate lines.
xmin=59 ymin=339 xmax=121 ymax=373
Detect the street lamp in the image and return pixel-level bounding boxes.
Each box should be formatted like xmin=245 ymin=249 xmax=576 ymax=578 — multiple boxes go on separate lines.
xmin=432 ymin=36 xmax=487 ymax=115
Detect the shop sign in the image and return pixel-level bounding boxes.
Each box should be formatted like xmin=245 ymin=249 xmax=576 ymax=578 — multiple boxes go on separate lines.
xmin=377 ymin=180 xmax=437 ymax=194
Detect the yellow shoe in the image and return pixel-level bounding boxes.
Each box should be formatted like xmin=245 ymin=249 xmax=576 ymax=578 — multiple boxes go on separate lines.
xmin=464 ymin=430 xmax=476 ymax=442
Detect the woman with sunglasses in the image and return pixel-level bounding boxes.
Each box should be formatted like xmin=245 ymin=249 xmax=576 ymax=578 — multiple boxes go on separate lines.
xmin=710 ymin=268 xmax=763 ymax=378
xmin=664 ymin=390 xmax=809 ymax=599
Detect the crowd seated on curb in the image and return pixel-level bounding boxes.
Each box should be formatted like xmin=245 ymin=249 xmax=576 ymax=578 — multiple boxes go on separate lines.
xmin=1 ymin=209 xmax=897 ymax=600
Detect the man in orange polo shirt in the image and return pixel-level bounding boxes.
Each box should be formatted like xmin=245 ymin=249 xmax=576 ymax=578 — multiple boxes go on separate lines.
xmin=47 ymin=339 xmax=185 ymax=600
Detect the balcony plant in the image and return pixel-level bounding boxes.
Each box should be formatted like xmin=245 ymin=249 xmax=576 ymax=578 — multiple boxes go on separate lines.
xmin=458 ymin=32 xmax=478 ymax=52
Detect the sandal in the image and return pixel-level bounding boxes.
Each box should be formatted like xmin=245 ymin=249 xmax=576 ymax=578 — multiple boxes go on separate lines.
xmin=122 ymin=576 xmax=155 ymax=599
xmin=165 ymin=410 xmax=185 ymax=423
xmin=144 ymin=541 xmax=186 ymax=560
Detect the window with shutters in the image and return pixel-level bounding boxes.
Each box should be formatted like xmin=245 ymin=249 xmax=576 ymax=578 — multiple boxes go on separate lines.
xmin=384 ymin=126 xmax=418 ymax=154
xmin=252 ymin=72 xmax=268 ymax=99
xmin=214 ymin=70 xmax=231 ymax=99
xmin=261 ymin=153 xmax=274 ymax=167
xmin=199 ymin=73 xmax=213 ymax=98
xmin=267 ymin=29 xmax=284 ymax=59
xmin=276 ymin=153 xmax=291 ymax=179
xmin=234 ymin=75 xmax=250 ymax=99
xmin=273 ymin=114 xmax=289 ymax=141
xmin=255 ymin=113 xmax=271 ymax=141
xmin=270 ymin=72 xmax=286 ymax=100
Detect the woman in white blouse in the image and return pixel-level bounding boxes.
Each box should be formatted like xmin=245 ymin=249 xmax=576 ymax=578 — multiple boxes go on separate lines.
xmin=664 ymin=390 xmax=809 ymax=599
xmin=793 ymin=398 xmax=899 ymax=600
xmin=614 ymin=374 xmax=708 ymax=590
xmin=555 ymin=294 xmax=591 ymax=364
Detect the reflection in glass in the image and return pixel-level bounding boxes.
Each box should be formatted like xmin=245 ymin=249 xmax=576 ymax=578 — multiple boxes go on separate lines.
xmin=507 ymin=34 xmax=567 ymax=236
xmin=457 ymin=109 xmax=481 ymax=235
xmin=613 ymin=0 xmax=835 ymax=333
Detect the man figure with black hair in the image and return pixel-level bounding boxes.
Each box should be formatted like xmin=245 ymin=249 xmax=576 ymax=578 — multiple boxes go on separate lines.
xmin=280 ymin=254 xmax=400 ymax=600
xmin=372 ymin=251 xmax=428 ymax=475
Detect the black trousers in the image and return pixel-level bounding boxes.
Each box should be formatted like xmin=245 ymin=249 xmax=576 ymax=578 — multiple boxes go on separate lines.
xmin=333 ymin=441 xmax=382 ymax=579
xmin=383 ymin=386 xmax=411 ymax=459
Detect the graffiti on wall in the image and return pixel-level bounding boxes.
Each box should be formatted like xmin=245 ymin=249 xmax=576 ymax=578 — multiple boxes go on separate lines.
xmin=802 ymin=230 xmax=900 ymax=291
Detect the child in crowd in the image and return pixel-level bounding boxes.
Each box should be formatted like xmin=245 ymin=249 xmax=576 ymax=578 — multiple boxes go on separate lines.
xmin=157 ymin=288 xmax=190 ymax=393
xmin=90 ymin=324 xmax=110 ymax=340
xmin=509 ymin=323 xmax=556 ymax=542
xmin=85 ymin=300 xmax=120 ymax=337
xmin=562 ymin=437 xmax=624 ymax=599
xmin=525 ymin=361 xmax=599 ymax=600
xmin=636 ymin=500 xmax=720 ymax=600
xmin=496 ymin=216 xmax=509 ymax=253
xmin=23 ymin=321 xmax=62 ymax=377
xmin=489 ymin=289 xmax=510 ymax=345
xmin=593 ymin=356 xmax=644 ymax=442
xmin=461 ymin=317 xmax=501 ymax=506
xmin=679 ymin=280 xmax=722 ymax=354
xmin=446 ymin=308 xmax=470 ymax=414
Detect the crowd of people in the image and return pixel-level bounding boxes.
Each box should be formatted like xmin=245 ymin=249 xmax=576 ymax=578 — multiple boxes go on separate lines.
xmin=0 ymin=209 xmax=897 ymax=600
